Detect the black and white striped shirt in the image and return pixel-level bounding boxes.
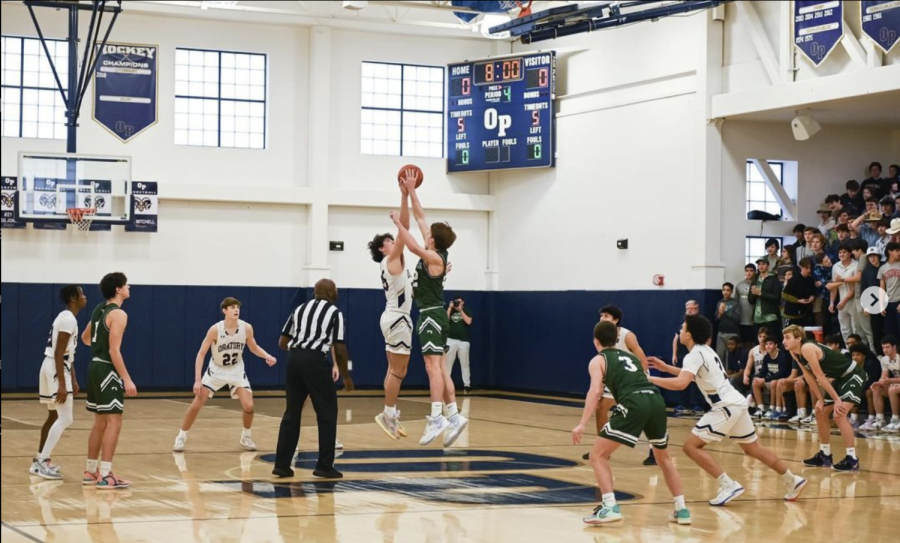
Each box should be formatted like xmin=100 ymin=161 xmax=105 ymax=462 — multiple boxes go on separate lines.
xmin=281 ymin=299 xmax=345 ymax=353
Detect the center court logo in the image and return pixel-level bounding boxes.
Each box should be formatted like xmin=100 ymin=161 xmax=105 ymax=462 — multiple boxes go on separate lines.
xmin=232 ymin=449 xmax=637 ymax=506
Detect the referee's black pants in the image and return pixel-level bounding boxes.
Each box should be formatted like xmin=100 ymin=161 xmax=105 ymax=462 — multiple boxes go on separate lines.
xmin=275 ymin=349 xmax=338 ymax=472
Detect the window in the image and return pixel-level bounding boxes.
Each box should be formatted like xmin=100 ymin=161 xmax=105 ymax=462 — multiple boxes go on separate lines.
xmin=174 ymin=48 xmax=266 ymax=149
xmin=361 ymin=62 xmax=444 ymax=158
xmin=1 ymin=36 xmax=68 ymax=139
xmin=746 ymin=161 xmax=785 ymax=216
xmin=745 ymin=236 xmax=769 ymax=266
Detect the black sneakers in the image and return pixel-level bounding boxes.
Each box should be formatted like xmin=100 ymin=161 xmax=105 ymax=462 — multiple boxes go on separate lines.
xmin=832 ymin=455 xmax=859 ymax=472
xmin=272 ymin=467 xmax=295 ymax=478
xmin=802 ymin=451 xmax=833 ymax=468
xmin=642 ymin=449 xmax=657 ymax=466
xmin=313 ymin=467 xmax=344 ymax=479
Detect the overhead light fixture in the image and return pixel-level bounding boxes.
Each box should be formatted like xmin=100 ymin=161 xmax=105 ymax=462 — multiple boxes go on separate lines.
xmin=791 ymin=109 xmax=821 ymax=141
xmin=342 ymin=1 xmax=368 ymax=9
xmin=200 ymin=1 xmax=239 ymax=10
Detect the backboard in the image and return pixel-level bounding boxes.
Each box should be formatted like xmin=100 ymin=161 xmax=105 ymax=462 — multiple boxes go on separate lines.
xmin=16 ymin=152 xmax=132 ymax=225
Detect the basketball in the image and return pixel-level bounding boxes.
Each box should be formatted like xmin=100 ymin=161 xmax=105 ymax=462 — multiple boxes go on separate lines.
xmin=398 ymin=164 xmax=424 ymax=188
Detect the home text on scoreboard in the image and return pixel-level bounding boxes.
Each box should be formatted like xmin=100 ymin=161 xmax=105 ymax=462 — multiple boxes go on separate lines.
xmin=447 ymin=51 xmax=555 ymax=173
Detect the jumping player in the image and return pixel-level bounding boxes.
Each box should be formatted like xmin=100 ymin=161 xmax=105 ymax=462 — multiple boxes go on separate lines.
xmin=649 ymin=315 xmax=807 ymax=505
xmin=390 ymin=174 xmax=467 ymax=447
xmin=783 ymin=324 xmax=868 ymax=471
xmin=30 ymin=285 xmax=88 ymax=479
xmin=173 ymin=297 xmax=277 ymax=452
xmin=81 ymin=272 xmax=137 ymax=489
xmin=369 ymin=171 xmax=416 ymax=440
xmin=573 ymin=321 xmax=691 ymax=526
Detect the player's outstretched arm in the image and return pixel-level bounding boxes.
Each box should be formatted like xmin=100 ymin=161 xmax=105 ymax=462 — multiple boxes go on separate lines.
xmin=391 ymin=211 xmax=442 ymax=267
xmin=387 ymin=188 xmax=410 ymax=275
xmin=108 ymin=310 xmax=136 ymax=397
xmin=245 ymin=323 xmax=276 ymax=366
xmin=572 ymin=355 xmax=605 ymax=445
xmin=403 ymin=177 xmax=431 ymax=243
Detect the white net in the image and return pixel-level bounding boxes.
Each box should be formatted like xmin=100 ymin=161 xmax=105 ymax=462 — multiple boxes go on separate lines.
xmin=67 ymin=208 xmax=97 ymax=233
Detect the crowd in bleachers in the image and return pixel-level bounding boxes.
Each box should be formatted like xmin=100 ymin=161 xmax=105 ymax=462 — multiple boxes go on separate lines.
xmin=708 ymin=162 xmax=900 ymax=433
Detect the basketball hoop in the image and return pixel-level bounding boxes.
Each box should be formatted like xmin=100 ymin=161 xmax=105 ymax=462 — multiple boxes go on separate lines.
xmin=67 ymin=207 xmax=97 ymax=233
xmin=516 ymin=0 xmax=533 ymax=18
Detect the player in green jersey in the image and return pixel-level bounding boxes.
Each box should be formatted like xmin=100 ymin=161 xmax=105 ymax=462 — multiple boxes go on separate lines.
xmin=80 ymin=272 xmax=137 ymax=489
xmin=390 ymin=174 xmax=466 ymax=448
xmin=572 ymin=321 xmax=691 ymax=526
xmin=783 ymin=324 xmax=866 ymax=472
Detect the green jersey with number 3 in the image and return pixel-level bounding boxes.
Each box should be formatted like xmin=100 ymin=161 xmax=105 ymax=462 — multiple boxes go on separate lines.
xmin=413 ymin=250 xmax=448 ymax=308
xmin=90 ymin=302 xmax=119 ymax=363
xmin=601 ymin=348 xmax=655 ymax=400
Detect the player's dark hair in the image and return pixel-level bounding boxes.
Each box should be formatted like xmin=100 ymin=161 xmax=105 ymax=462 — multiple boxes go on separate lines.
xmin=825 ymin=194 xmax=840 ymax=204
xmin=99 ymin=272 xmax=127 ymax=300
xmin=722 ymin=282 xmax=734 ymax=291
xmin=848 ymin=344 xmax=868 ymax=356
xmin=368 ymin=233 xmax=394 ymax=263
xmin=594 ymin=320 xmax=618 ymax=348
xmin=793 ymin=224 xmax=806 ymax=234
xmin=745 ymin=263 xmax=757 ymax=272
xmin=798 ymin=257 xmax=813 ymax=269
xmin=59 ymin=285 xmax=81 ymax=305
xmin=851 ymin=239 xmax=869 ymax=252
xmin=824 ymin=334 xmax=842 ymax=345
xmin=881 ymin=335 xmax=898 ymax=348
xmin=598 ymin=305 xmax=623 ymax=323
xmin=683 ymin=314 xmax=712 ymax=345
xmin=431 ymin=222 xmax=456 ymax=252
xmin=220 ymin=297 xmax=241 ymax=310
xmin=846 ymin=180 xmax=859 ymax=191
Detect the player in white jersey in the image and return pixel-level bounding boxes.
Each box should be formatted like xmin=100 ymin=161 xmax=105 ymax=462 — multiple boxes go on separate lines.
xmin=583 ymin=306 xmax=653 ymax=463
xmin=368 ymin=170 xmax=417 ymax=440
xmin=649 ymin=315 xmax=807 ymax=506
xmin=173 ymin=297 xmax=276 ymax=452
xmin=31 ymin=285 xmax=87 ymax=479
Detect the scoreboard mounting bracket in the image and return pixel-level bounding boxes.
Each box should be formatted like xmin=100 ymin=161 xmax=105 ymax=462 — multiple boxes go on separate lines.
xmin=447 ymin=51 xmax=556 ymax=174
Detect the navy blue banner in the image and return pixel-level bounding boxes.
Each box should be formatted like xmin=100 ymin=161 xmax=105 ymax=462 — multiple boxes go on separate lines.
xmin=126 ymin=181 xmax=158 ymax=233
xmin=1 ymin=177 xmax=25 ymax=230
xmin=794 ymin=1 xmax=843 ymax=66
xmin=451 ymin=1 xmax=517 ymax=23
xmin=862 ymin=1 xmax=900 ymax=53
xmin=93 ymin=42 xmax=158 ymax=143
xmin=447 ymin=52 xmax=555 ymax=173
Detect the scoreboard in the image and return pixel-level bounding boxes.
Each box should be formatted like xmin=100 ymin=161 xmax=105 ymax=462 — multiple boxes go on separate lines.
xmin=447 ymin=51 xmax=555 ymax=173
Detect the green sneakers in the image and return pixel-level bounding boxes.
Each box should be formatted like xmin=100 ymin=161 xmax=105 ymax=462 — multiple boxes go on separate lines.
xmin=583 ymin=504 xmax=623 ymax=525
xmin=668 ymin=508 xmax=692 ymax=525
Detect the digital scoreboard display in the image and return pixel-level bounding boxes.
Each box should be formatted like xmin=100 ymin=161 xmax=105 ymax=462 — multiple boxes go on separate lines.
xmin=447 ymin=51 xmax=555 ymax=173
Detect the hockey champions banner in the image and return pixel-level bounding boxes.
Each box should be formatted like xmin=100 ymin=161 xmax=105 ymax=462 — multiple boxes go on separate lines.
xmin=93 ymin=42 xmax=159 ymax=143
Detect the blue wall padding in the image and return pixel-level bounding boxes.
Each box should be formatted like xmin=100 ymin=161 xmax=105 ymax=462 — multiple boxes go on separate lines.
xmin=1 ymin=282 xmax=717 ymax=399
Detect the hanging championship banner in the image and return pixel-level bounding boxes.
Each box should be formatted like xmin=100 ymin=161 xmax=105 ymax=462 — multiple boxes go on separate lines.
xmin=1 ymin=176 xmax=25 ymax=230
xmin=861 ymin=1 xmax=900 ymax=53
xmin=31 ymin=178 xmax=67 ymax=230
xmin=93 ymin=42 xmax=158 ymax=143
xmin=794 ymin=1 xmax=844 ymax=66
xmin=126 ymin=181 xmax=158 ymax=233
xmin=451 ymin=1 xmax=518 ymax=23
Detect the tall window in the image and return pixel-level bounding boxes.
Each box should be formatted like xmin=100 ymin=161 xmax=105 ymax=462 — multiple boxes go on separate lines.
xmin=1 ymin=36 xmax=68 ymax=139
xmin=746 ymin=160 xmax=785 ymax=216
xmin=360 ymin=61 xmax=444 ymax=158
xmin=174 ymin=48 xmax=266 ymax=149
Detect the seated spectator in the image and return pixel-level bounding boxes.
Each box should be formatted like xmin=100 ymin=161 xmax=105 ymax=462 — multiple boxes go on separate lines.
xmin=826 ymin=194 xmax=857 ymax=221
xmin=882 ymin=196 xmax=899 ymax=221
xmin=782 ymin=257 xmax=816 ymax=327
xmin=737 ymin=328 xmax=770 ymax=401
xmin=752 ymin=337 xmax=792 ymax=418
xmin=828 ymin=224 xmax=849 ymax=259
xmin=786 ymin=224 xmax=806 ymax=264
xmin=851 ymin=212 xmax=890 ymax=260
xmin=841 ymin=179 xmax=864 ymax=212
xmin=863 ymin=196 xmax=879 ymax=215
xmin=895 ymin=195 xmax=900 ymax=217
xmin=817 ymin=205 xmax=836 ymax=240
xmin=715 ymin=282 xmax=741 ymax=361
xmin=860 ymin=336 xmax=897 ymax=430
xmin=723 ymin=336 xmax=748 ymax=378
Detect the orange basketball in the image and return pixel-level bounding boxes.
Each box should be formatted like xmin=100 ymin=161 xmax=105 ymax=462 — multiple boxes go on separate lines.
xmin=398 ymin=164 xmax=424 ymax=188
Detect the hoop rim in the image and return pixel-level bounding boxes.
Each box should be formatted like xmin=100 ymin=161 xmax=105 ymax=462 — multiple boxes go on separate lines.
xmin=66 ymin=207 xmax=99 ymax=214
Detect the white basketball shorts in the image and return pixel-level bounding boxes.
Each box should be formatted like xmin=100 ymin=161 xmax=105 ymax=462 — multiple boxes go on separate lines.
xmin=692 ymin=404 xmax=758 ymax=444
xmin=202 ymin=362 xmax=251 ymax=399
xmin=380 ymin=311 xmax=412 ymax=355
xmin=39 ymin=356 xmax=73 ymax=409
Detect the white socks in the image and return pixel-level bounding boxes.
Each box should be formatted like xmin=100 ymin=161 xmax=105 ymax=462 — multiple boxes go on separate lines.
xmin=178 ymin=429 xmax=188 ymax=438
xmin=850 ymin=413 xmax=858 ymax=422
xmin=674 ymin=495 xmax=686 ymax=510
xmin=602 ymin=492 xmax=616 ymax=508
xmin=820 ymin=443 xmax=832 ymax=455
xmin=86 ymin=459 xmax=98 ymax=473
xmin=430 ymin=402 xmax=443 ymax=418
xmin=717 ymin=472 xmax=735 ymax=487
xmin=446 ymin=402 xmax=459 ymax=419
xmin=99 ymin=461 xmax=112 ymax=477
xmin=846 ymin=447 xmax=857 ymax=459
xmin=799 ymin=408 xmax=807 ymax=417
xmin=242 ymin=428 xmax=251 ymax=436
xmin=384 ymin=405 xmax=397 ymax=417
xmin=782 ymin=469 xmax=797 ymax=485
xmin=876 ymin=414 xmax=884 ymax=422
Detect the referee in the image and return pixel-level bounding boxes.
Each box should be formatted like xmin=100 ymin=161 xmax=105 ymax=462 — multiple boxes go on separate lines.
xmin=273 ymin=279 xmax=352 ymax=479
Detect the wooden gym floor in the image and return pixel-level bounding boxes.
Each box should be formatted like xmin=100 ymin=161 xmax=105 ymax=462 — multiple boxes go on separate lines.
xmin=2 ymin=392 xmax=898 ymax=542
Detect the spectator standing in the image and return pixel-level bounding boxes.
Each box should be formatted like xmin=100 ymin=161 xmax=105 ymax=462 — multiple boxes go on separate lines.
xmin=445 ymin=296 xmax=474 ymax=393
xmin=878 ymin=242 xmax=900 ymax=341
xmin=829 ymin=224 xmax=851 ymax=259
xmin=786 ymin=224 xmax=806 ymax=264
xmin=813 ymin=253 xmax=835 ymax=332
xmin=715 ymin=283 xmax=741 ymax=362
xmin=736 ymin=264 xmax=757 ymax=344
xmin=782 ymin=258 xmax=817 ymax=328
xmin=796 ymin=227 xmax=817 ymax=264
xmin=830 ymin=245 xmax=859 ymax=345
xmin=841 ymin=180 xmax=864 ymax=212
xmin=748 ymin=258 xmax=782 ymax=343
xmin=817 ymin=206 xmax=836 ymax=240
xmin=861 ymin=247 xmax=884 ymax=353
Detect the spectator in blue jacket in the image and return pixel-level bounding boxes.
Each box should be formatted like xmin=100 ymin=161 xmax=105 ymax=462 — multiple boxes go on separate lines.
xmin=751 ymin=337 xmax=791 ymax=418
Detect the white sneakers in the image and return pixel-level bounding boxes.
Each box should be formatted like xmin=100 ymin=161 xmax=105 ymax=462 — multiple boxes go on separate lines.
xmin=375 ymin=412 xmax=401 ymax=440
xmin=419 ymin=415 xmax=451 ymax=446
xmin=240 ymin=434 xmax=257 ymax=451
xmin=884 ymin=421 xmax=900 ymax=433
xmin=709 ymin=481 xmax=745 ymax=506
xmin=173 ymin=434 xmax=187 ymax=452
xmin=443 ymin=414 xmax=469 ymax=447
xmin=784 ymin=476 xmax=808 ymax=501
xmin=29 ymin=458 xmax=62 ymax=480
xmin=335 ymin=438 xmax=344 ymax=449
